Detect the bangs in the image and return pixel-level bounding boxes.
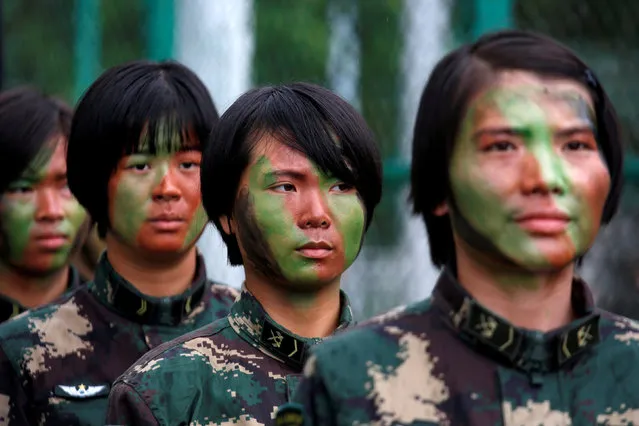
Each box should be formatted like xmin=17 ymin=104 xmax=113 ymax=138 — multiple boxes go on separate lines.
xmin=125 ymin=115 xmax=201 ymax=156
xmin=245 ymin=89 xmax=356 ymax=184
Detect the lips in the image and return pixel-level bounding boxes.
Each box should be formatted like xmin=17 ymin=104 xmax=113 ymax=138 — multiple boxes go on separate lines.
xmin=296 ymin=241 xmax=334 ymax=259
xmin=514 ymin=210 xmax=571 ymax=235
xmin=33 ymin=232 xmax=69 ymax=250
xmin=148 ymin=213 xmax=184 ymax=222
xmin=147 ymin=214 xmax=185 ymax=231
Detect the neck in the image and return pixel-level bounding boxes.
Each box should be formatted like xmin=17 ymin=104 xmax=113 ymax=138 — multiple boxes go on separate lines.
xmin=0 ymin=262 xmax=70 ymax=309
xmin=455 ymin=245 xmax=575 ymax=332
xmin=105 ymin=233 xmax=197 ymax=298
xmin=244 ymin=269 xmax=342 ymax=338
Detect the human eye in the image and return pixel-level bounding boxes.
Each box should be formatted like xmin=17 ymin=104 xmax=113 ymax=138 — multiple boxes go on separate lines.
xmin=330 ymin=182 xmax=355 ymax=193
xmin=482 ymin=141 xmax=517 ymax=152
xmin=270 ymin=183 xmax=296 ymax=192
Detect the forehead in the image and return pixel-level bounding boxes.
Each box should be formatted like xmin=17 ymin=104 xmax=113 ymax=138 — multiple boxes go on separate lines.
xmin=21 ymin=137 xmax=67 ymax=179
xmin=469 ymin=71 xmax=595 ymax=127
xmin=249 ymin=133 xmax=313 ymax=170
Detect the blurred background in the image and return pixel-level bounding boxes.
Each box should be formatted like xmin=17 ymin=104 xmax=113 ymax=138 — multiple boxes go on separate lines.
xmin=6 ymin=0 xmax=639 ymax=320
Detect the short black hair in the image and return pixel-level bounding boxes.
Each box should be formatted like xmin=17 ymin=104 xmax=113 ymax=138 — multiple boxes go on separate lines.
xmin=0 ymin=86 xmax=72 ymax=194
xmin=410 ymin=29 xmax=624 ymax=268
xmin=201 ymin=82 xmax=383 ymax=265
xmin=67 ymin=60 xmax=219 ymax=237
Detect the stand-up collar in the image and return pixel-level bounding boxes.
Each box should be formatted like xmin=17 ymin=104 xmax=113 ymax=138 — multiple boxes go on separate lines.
xmin=228 ymin=288 xmax=353 ymax=371
xmin=0 ymin=266 xmax=82 ymax=323
xmin=89 ymin=253 xmax=207 ymax=326
xmin=433 ymin=268 xmax=600 ymax=380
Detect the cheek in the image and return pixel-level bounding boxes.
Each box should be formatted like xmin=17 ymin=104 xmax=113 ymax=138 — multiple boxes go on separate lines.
xmin=571 ymin=160 xmax=611 ymax=221
xmin=0 ymin=201 xmax=34 ymax=228
xmin=451 ymin=164 xmax=512 ymax=216
xmin=181 ymin=179 xmax=204 ymax=212
xmin=64 ymin=198 xmax=87 ymax=225
xmin=331 ymin=198 xmax=365 ymax=244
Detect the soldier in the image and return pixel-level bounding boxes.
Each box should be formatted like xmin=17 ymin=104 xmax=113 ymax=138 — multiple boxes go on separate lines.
xmin=105 ymin=82 xmax=383 ymax=425
xmin=279 ymin=29 xmax=639 ymax=425
xmin=0 ymin=87 xmax=88 ymax=323
xmin=0 ymin=60 xmax=239 ymax=425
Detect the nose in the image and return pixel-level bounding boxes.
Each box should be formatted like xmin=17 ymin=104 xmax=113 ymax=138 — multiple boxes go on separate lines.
xmin=298 ymin=190 xmax=331 ymax=229
xmin=520 ymin=148 xmax=568 ymax=196
xmin=35 ymin=188 xmax=65 ymax=222
xmin=151 ymin=164 xmax=181 ymax=202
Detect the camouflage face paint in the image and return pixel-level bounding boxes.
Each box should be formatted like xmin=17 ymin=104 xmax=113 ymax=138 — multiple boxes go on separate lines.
xmin=0 ymin=140 xmax=87 ymax=274
xmin=448 ymin=73 xmax=611 ymax=271
xmin=108 ymin=128 xmax=206 ymax=254
xmin=234 ymin=141 xmax=365 ymax=290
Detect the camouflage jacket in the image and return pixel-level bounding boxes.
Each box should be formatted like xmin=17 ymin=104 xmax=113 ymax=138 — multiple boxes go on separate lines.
xmin=0 ymin=265 xmax=84 ymax=323
xmin=282 ymin=269 xmax=639 ymax=426
xmin=0 ymin=253 xmax=239 ymax=426
xmin=106 ymin=288 xmax=354 ymax=426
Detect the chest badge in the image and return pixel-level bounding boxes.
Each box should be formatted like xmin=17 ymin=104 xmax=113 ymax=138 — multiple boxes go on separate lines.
xmin=54 ymin=383 xmax=110 ymax=399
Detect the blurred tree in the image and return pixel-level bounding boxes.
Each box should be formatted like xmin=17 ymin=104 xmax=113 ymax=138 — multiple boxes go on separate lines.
xmin=254 ymin=0 xmax=329 ymax=86
xmin=450 ymin=0 xmax=639 ymax=152
xmin=4 ymin=0 xmax=144 ymax=102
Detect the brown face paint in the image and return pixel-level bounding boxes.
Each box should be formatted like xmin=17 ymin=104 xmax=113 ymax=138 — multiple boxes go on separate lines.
xmin=0 ymin=139 xmax=87 ymax=275
xmin=232 ymin=136 xmax=366 ymax=291
xmin=107 ymin=126 xmax=207 ymax=255
xmin=234 ymin=188 xmax=284 ymax=282
xmin=447 ymin=71 xmax=610 ymax=272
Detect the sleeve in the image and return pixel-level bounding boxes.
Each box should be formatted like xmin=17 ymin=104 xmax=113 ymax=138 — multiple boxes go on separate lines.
xmin=0 ymin=345 xmax=33 ymax=425
xmin=279 ymin=354 xmax=338 ymax=426
xmin=105 ymin=382 xmax=160 ymax=426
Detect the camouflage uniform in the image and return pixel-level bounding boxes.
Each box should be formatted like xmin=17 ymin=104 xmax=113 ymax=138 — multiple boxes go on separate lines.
xmin=105 ymin=288 xmax=354 ymax=425
xmin=0 ymin=266 xmax=83 ymax=324
xmin=0 ymin=253 xmax=239 ymax=425
xmin=282 ymin=269 xmax=639 ymax=425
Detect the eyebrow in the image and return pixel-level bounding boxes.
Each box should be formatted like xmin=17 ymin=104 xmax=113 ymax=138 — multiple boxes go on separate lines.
xmin=263 ymin=169 xmax=308 ymax=181
xmin=472 ymin=125 xmax=595 ymax=141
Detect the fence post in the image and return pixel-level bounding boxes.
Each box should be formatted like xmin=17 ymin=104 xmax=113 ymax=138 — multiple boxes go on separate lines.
xmin=74 ymin=0 xmax=101 ymax=101
xmin=472 ymin=0 xmax=513 ymax=39
xmin=147 ymin=0 xmax=175 ymax=60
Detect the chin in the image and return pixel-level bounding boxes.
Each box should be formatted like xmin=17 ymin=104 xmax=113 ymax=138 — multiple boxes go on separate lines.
xmin=14 ymin=260 xmax=65 ymax=277
xmin=139 ymin=243 xmax=189 ymax=255
xmin=283 ymin=271 xmax=340 ymax=291
xmin=137 ymin=235 xmax=193 ymax=253
xmin=510 ymin=252 xmax=577 ymax=272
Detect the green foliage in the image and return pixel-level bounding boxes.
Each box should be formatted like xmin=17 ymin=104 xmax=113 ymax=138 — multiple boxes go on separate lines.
xmin=253 ymin=0 xmax=329 ymax=86
xmin=3 ymin=0 xmax=145 ymax=103
xmin=356 ymin=0 xmax=403 ymax=247
xmin=358 ymin=0 xmax=402 ymax=159
xmin=4 ymin=0 xmax=75 ymax=100
xmin=101 ymin=0 xmax=144 ymax=70
xmin=449 ymin=0 xmax=639 ymax=153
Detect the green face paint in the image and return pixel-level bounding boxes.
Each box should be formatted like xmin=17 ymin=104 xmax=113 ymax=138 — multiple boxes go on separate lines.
xmin=235 ymin=146 xmax=365 ymax=288
xmin=108 ymin=129 xmax=206 ymax=254
xmin=0 ymin=140 xmax=87 ymax=274
xmin=448 ymin=76 xmax=610 ymax=271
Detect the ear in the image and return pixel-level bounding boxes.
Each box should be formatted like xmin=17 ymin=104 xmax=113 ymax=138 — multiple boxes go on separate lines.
xmin=219 ymin=215 xmax=236 ymax=235
xmin=433 ymin=201 xmax=449 ymax=217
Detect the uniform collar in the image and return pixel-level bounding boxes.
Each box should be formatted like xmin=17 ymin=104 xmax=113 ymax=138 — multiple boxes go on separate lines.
xmin=433 ymin=268 xmax=600 ymax=381
xmin=228 ymin=287 xmax=353 ymax=371
xmin=0 ymin=265 xmax=83 ymax=322
xmin=89 ymin=253 xmax=208 ymax=326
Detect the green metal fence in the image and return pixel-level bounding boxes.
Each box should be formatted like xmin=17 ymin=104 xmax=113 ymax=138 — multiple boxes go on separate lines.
xmin=37 ymin=0 xmax=639 ymax=186
xmin=6 ymin=0 xmax=639 ymax=317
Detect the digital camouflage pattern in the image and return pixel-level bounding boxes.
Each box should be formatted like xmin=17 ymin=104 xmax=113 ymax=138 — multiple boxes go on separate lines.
xmin=0 ymin=265 xmax=83 ymax=323
xmin=0 ymin=253 xmax=239 ymax=425
xmin=283 ymin=269 xmax=639 ymax=425
xmin=106 ymin=287 xmax=353 ymax=425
